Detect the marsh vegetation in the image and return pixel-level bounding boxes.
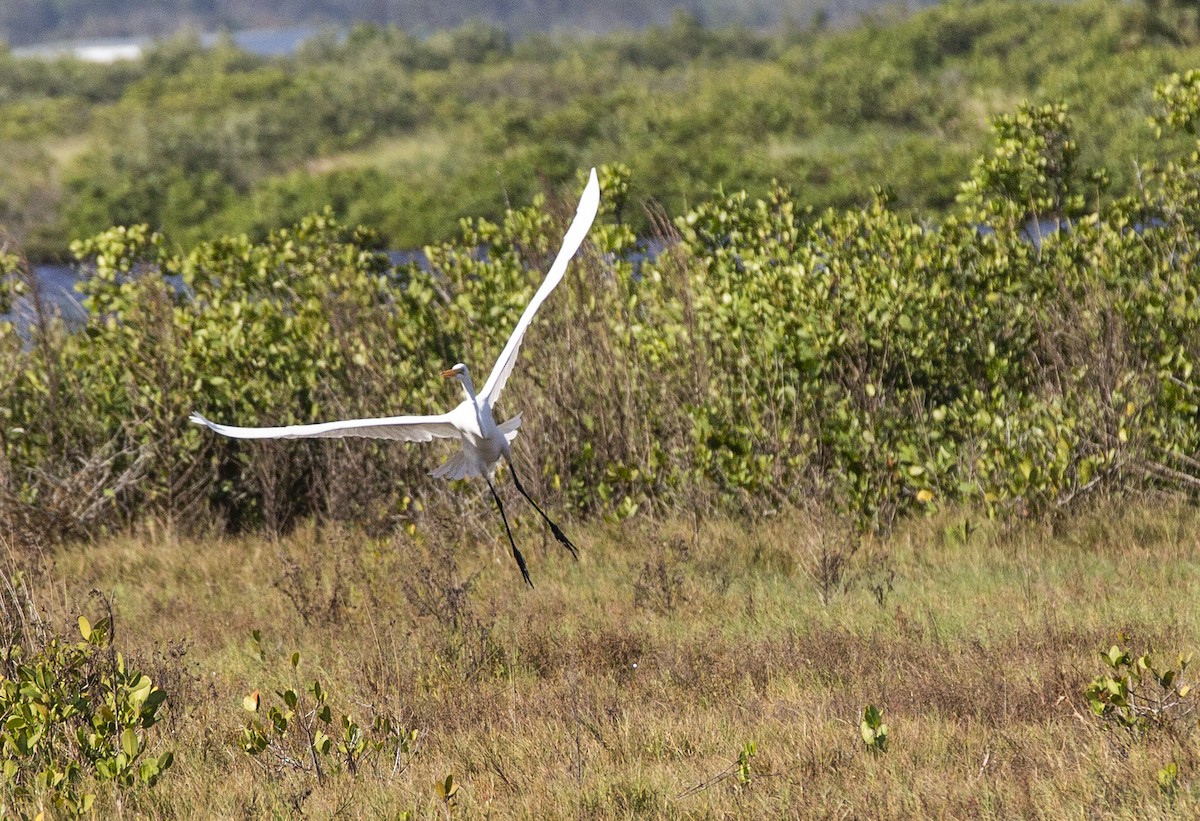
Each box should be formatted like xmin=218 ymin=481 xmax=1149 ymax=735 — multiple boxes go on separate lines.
xmin=5 ymin=1 xmax=1200 ymax=816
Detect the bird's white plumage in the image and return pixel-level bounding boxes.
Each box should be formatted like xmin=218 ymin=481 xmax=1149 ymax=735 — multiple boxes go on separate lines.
xmin=191 ymin=168 xmax=599 ymax=485
xmin=481 ymin=168 xmax=600 ymax=405
xmin=188 ymin=411 xmax=458 ymax=443
xmin=430 ymin=414 xmax=522 ymax=480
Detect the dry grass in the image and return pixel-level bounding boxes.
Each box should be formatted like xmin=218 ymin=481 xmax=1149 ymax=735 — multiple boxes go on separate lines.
xmin=303 ymin=130 xmax=455 ymax=175
xmin=8 ymin=497 xmax=1200 ymax=818
xmin=43 ymin=134 xmax=92 ymax=168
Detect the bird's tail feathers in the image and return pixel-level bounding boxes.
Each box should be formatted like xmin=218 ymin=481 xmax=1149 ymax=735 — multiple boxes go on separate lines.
xmin=499 ymin=413 xmax=522 ymax=443
xmin=430 ymin=451 xmax=481 ymax=481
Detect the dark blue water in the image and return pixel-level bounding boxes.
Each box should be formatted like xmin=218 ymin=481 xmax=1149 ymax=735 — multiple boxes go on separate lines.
xmin=207 ymin=26 xmax=327 ymax=57
xmin=6 ymin=264 xmax=88 ymax=330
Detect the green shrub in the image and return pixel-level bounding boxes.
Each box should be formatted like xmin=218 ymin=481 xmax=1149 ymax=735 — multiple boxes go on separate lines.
xmin=1085 ymin=643 xmax=1196 ymax=737
xmin=860 ymin=705 xmax=888 ymax=753
xmin=0 ymin=611 xmax=173 ymax=816
xmin=238 ymin=647 xmax=417 ymax=785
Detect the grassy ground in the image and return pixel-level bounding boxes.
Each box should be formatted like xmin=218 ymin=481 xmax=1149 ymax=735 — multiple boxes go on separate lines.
xmin=302 ymin=130 xmax=454 ymax=176
xmin=6 ymin=498 xmax=1200 ymax=818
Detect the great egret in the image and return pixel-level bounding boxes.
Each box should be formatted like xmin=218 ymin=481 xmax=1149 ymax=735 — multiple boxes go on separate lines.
xmin=191 ymin=168 xmax=600 ymax=587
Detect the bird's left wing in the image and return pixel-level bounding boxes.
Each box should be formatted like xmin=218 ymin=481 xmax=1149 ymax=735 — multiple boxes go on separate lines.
xmin=480 ymin=167 xmax=600 ymax=405
xmin=190 ymin=411 xmax=460 ymax=442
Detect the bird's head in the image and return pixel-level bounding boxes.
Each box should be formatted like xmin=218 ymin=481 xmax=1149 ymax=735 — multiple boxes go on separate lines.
xmin=441 ymin=362 xmax=476 ymax=398
xmin=440 ymin=363 xmax=470 ymax=381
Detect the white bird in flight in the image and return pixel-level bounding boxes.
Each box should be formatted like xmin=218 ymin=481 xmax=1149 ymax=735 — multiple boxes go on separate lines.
xmin=191 ymin=168 xmax=601 ymax=587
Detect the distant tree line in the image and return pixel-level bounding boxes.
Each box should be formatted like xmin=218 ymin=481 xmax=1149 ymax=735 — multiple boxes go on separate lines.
xmin=3 ymin=0 xmax=1200 ymax=262
xmin=1 ymin=0 xmax=910 ymax=46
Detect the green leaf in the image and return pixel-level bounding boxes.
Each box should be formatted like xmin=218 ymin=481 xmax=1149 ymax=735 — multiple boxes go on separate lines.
xmin=129 ymin=674 xmax=153 ymax=707
xmin=138 ymin=760 xmax=159 ymax=783
xmin=437 ymin=774 xmax=460 ymax=800
xmin=313 ymin=730 xmax=331 ymax=755
xmin=121 ymin=728 xmax=139 ymax=759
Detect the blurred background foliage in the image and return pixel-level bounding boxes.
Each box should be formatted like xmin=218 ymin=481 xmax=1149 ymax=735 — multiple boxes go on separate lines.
xmin=2 ymin=1 xmax=1200 ymax=260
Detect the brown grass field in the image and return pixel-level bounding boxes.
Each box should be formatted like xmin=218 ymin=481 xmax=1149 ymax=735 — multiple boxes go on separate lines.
xmin=6 ymin=497 xmax=1200 ymax=818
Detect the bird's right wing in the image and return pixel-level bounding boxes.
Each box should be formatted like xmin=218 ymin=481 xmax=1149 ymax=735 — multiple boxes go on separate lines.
xmin=190 ymin=411 xmax=460 ymax=443
xmin=480 ymin=168 xmax=600 ymax=405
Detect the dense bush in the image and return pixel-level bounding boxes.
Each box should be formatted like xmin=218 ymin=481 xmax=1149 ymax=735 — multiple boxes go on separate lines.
xmin=0 ymin=599 xmax=174 ymax=816
xmin=5 ymin=75 xmax=1200 ymax=539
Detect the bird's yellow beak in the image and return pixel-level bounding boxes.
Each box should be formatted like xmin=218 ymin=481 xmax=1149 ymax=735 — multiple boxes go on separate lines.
xmin=441 ymin=368 xmax=458 ymax=379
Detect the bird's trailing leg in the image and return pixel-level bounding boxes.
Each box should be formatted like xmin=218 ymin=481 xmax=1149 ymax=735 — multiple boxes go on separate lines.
xmin=505 ymin=456 xmax=579 ymax=560
xmin=485 ymin=476 xmax=533 ymax=588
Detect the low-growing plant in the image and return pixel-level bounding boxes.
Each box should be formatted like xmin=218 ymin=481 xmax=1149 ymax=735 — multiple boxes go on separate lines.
xmin=0 ymin=612 xmax=173 ymax=816
xmin=802 ymin=520 xmax=857 ymax=606
xmin=1159 ymin=761 xmax=1180 ymax=799
xmin=735 ymin=740 xmax=756 ymax=789
xmin=1084 ymin=643 xmax=1197 ymax=737
xmin=866 ymin=557 xmax=896 ymax=608
xmin=860 ymin=704 xmax=889 ymax=753
xmin=238 ymin=649 xmax=418 ymax=785
xmin=632 ymin=537 xmax=689 ymax=615
xmin=0 ymin=246 xmax=27 ymax=316
xmin=435 ymin=773 xmax=460 ymax=812
xmin=675 ymin=739 xmax=761 ymax=799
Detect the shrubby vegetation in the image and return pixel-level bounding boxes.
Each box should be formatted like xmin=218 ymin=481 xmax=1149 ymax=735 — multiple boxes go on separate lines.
xmin=5 ymin=1 xmax=1200 ymax=260
xmin=6 ymin=68 xmax=1200 ymax=539
xmin=0 ymin=594 xmax=173 ymax=816
xmin=5 ymin=492 xmax=1200 ymax=815
xmin=6 ymin=10 xmax=1200 ymax=817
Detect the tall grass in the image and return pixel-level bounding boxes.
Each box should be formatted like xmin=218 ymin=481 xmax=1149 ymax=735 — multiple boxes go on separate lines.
xmin=6 ymin=500 xmax=1199 ymax=817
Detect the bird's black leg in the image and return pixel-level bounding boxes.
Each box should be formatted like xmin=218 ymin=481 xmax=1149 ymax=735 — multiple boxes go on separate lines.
xmin=485 ymin=476 xmax=533 ymax=588
xmin=505 ymin=456 xmax=579 ymax=560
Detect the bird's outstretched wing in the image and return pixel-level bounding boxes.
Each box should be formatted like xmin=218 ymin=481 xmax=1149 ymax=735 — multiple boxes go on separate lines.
xmin=480 ymin=167 xmax=601 ymax=405
xmin=190 ymin=411 xmax=459 ymax=442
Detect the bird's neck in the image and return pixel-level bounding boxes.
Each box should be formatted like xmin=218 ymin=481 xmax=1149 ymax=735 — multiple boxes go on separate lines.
xmin=460 ymin=375 xmax=478 ymax=403
xmin=461 ymin=374 xmax=490 ymax=431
